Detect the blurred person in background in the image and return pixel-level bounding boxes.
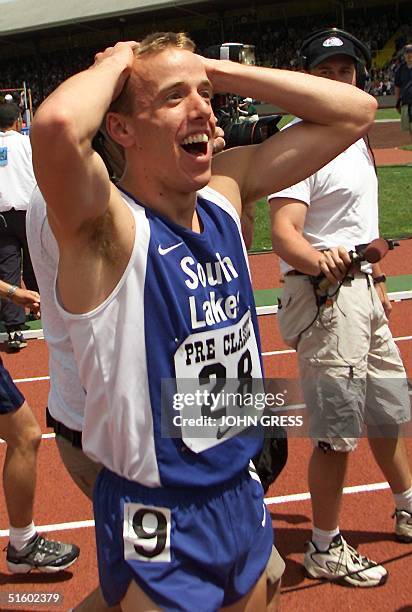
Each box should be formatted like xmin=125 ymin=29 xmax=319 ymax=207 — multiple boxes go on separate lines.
xmin=0 ymin=102 xmax=38 ymax=351
xmin=0 ymin=281 xmax=80 ymax=573
xmin=395 ymin=43 xmax=412 ymax=141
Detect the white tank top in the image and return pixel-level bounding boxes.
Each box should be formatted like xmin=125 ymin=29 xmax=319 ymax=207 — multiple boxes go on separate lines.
xmin=56 ymin=187 xmax=264 ymax=488
xmin=26 ymin=187 xmax=85 ymax=431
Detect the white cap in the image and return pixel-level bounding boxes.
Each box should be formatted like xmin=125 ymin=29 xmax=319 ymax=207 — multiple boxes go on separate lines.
xmin=4 ymin=94 xmax=13 ymax=102
xmin=244 ymin=97 xmax=253 ymax=103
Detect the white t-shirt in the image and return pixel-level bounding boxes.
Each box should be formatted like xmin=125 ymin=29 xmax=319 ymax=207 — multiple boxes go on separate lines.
xmin=269 ymin=119 xmax=379 ymax=274
xmin=0 ymin=130 xmax=36 ymax=211
xmin=26 ymin=186 xmax=85 ymax=431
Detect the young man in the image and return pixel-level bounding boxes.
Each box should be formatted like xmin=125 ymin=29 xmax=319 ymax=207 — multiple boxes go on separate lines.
xmin=0 ymin=103 xmax=38 ymax=351
xmin=31 ymin=32 xmax=376 ymax=610
xmin=0 ymin=281 xmax=79 ymax=573
xmin=25 ymin=127 xmax=226 ymax=612
xmin=269 ymin=29 xmax=412 ymax=587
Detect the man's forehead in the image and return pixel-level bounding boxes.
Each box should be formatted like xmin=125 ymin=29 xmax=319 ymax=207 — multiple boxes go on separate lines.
xmin=134 ymin=49 xmax=209 ymax=99
xmin=315 ymin=55 xmax=356 ymax=68
xmin=136 ymin=47 xmax=203 ymax=77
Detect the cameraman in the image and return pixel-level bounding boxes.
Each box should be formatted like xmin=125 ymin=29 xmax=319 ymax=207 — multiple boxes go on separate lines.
xmin=269 ymin=29 xmax=412 ymax=587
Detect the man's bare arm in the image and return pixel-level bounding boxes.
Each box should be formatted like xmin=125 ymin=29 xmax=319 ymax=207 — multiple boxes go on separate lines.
xmin=205 ymin=59 xmax=377 ymax=211
xmin=270 ymin=197 xmax=351 ymax=282
xmin=31 ymin=42 xmax=138 ymax=242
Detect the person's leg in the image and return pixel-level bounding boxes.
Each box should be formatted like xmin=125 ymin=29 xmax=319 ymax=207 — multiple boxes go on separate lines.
xmin=120 ymin=570 xmax=267 ymax=612
xmin=368 ymin=435 xmax=412 ymax=495
xmin=1 ymin=401 xmax=41 ymax=528
xmin=3 ymin=402 xmax=80 ymax=571
xmin=221 ymin=571 xmax=266 ymax=612
xmin=0 ymin=233 xmax=26 ymax=333
xmin=54 ymin=435 xmax=120 ymax=611
xmin=266 ymin=578 xmax=281 ymax=612
xmin=368 ymin=435 xmax=412 ymax=542
xmin=309 ymin=445 xmax=349 ymax=532
xmin=366 ymin=283 xmax=412 ymax=541
xmin=120 ymin=580 xmax=161 ymax=612
xmin=265 ymin=545 xmax=284 ymax=612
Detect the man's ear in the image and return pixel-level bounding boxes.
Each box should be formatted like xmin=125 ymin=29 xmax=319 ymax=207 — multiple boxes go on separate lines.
xmin=106 ymin=112 xmax=135 ymax=148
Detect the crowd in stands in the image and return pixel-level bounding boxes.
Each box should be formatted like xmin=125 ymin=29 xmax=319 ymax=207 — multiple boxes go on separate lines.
xmin=0 ymin=6 xmax=411 ymax=110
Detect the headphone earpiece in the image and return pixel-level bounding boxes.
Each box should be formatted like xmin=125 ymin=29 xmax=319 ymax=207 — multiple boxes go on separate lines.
xmin=298 ymin=28 xmax=372 ymax=90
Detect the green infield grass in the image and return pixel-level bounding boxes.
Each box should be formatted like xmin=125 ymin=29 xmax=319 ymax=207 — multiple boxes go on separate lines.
xmin=251 ymin=165 xmax=412 ymax=252
xmin=375 ymin=108 xmax=400 ymax=120
xmin=274 ymin=107 xmax=398 ymax=129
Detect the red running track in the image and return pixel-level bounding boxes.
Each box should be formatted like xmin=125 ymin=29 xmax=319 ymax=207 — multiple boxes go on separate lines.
xmin=0 ymin=248 xmax=411 ymax=610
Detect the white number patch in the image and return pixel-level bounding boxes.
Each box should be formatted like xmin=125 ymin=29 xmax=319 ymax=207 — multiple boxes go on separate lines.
xmin=123 ymin=503 xmax=171 ymax=563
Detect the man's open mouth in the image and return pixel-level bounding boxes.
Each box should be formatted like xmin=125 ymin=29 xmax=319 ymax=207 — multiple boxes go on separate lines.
xmin=181 ymin=133 xmax=209 ymax=156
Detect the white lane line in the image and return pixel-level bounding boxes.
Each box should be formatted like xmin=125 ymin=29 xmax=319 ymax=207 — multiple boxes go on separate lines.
xmin=0 ymin=520 xmax=95 ymax=538
xmin=264 ymin=481 xmax=390 ymax=506
xmin=0 ymin=481 xmax=391 ymax=536
xmin=0 ymin=433 xmax=55 ymax=444
xmin=13 ymin=375 xmax=50 ymax=383
xmin=7 ymin=337 xmax=412 ymax=379
xmin=262 ymin=334 xmax=412 ymax=357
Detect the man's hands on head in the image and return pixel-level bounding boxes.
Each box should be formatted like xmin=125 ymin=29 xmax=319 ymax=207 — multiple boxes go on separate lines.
xmin=93 ymin=41 xmax=140 ymax=102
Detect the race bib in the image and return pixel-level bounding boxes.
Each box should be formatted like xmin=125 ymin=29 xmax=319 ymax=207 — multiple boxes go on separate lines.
xmin=172 ymin=309 xmax=264 ymax=453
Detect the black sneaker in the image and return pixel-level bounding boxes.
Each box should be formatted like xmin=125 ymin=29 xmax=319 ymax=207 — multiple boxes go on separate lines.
xmin=6 ymin=533 xmax=80 ymax=573
xmin=6 ymin=331 xmax=27 ymax=352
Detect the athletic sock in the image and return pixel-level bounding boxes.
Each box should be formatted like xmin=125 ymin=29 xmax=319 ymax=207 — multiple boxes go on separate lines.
xmin=9 ymin=522 xmax=37 ymax=551
xmin=394 ymin=485 xmax=412 ymax=513
xmin=312 ymin=526 xmax=340 ymax=551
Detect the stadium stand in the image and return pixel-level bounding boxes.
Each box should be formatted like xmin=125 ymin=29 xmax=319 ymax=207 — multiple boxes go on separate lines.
xmin=0 ymin=2 xmax=411 ymax=109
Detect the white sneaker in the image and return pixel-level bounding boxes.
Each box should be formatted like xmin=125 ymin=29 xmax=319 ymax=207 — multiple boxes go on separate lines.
xmin=393 ymin=509 xmax=412 ymax=543
xmin=304 ymin=534 xmax=387 ymax=587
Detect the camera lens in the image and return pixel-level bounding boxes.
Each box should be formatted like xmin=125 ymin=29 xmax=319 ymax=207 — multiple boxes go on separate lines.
xmin=240 ymin=46 xmax=256 ymax=66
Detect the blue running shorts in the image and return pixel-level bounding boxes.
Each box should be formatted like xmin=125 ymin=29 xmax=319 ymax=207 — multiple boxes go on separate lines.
xmin=93 ymin=468 xmax=273 ymax=610
xmin=0 ymin=357 xmax=24 ymax=415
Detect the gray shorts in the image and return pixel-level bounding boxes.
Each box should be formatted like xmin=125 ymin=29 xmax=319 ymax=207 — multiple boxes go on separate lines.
xmin=55 ymin=434 xmax=102 ymax=500
xmin=278 ymin=272 xmax=410 ymax=451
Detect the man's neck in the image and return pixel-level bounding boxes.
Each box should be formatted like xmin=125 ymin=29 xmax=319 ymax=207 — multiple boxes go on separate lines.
xmin=118 ymin=176 xmax=199 ymax=230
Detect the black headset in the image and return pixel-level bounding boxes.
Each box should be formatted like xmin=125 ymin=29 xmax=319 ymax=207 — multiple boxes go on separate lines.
xmin=298 ymin=28 xmax=372 ymax=90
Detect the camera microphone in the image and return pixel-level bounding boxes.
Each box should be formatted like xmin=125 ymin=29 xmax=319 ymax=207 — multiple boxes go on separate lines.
xmin=361 ymin=237 xmax=389 ymax=263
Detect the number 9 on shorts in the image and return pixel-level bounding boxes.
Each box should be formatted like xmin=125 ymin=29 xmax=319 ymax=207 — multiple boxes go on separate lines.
xmin=123 ymin=503 xmax=171 ymax=563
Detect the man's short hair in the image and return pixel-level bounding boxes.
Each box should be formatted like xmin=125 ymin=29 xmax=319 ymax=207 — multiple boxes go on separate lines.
xmin=110 ymin=32 xmax=195 ymax=115
xmin=0 ymin=102 xmax=20 ymax=129
xmin=136 ymin=31 xmax=195 ymax=57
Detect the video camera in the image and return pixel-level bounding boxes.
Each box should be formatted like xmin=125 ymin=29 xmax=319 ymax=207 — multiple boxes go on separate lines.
xmin=203 ymin=43 xmax=282 ymax=149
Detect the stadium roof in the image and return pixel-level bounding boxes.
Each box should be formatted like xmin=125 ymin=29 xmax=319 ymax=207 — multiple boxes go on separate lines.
xmin=0 ymin=0 xmax=229 ymax=36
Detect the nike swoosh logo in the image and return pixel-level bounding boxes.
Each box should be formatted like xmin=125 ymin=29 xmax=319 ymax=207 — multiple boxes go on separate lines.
xmin=158 ymin=242 xmax=184 ymax=256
